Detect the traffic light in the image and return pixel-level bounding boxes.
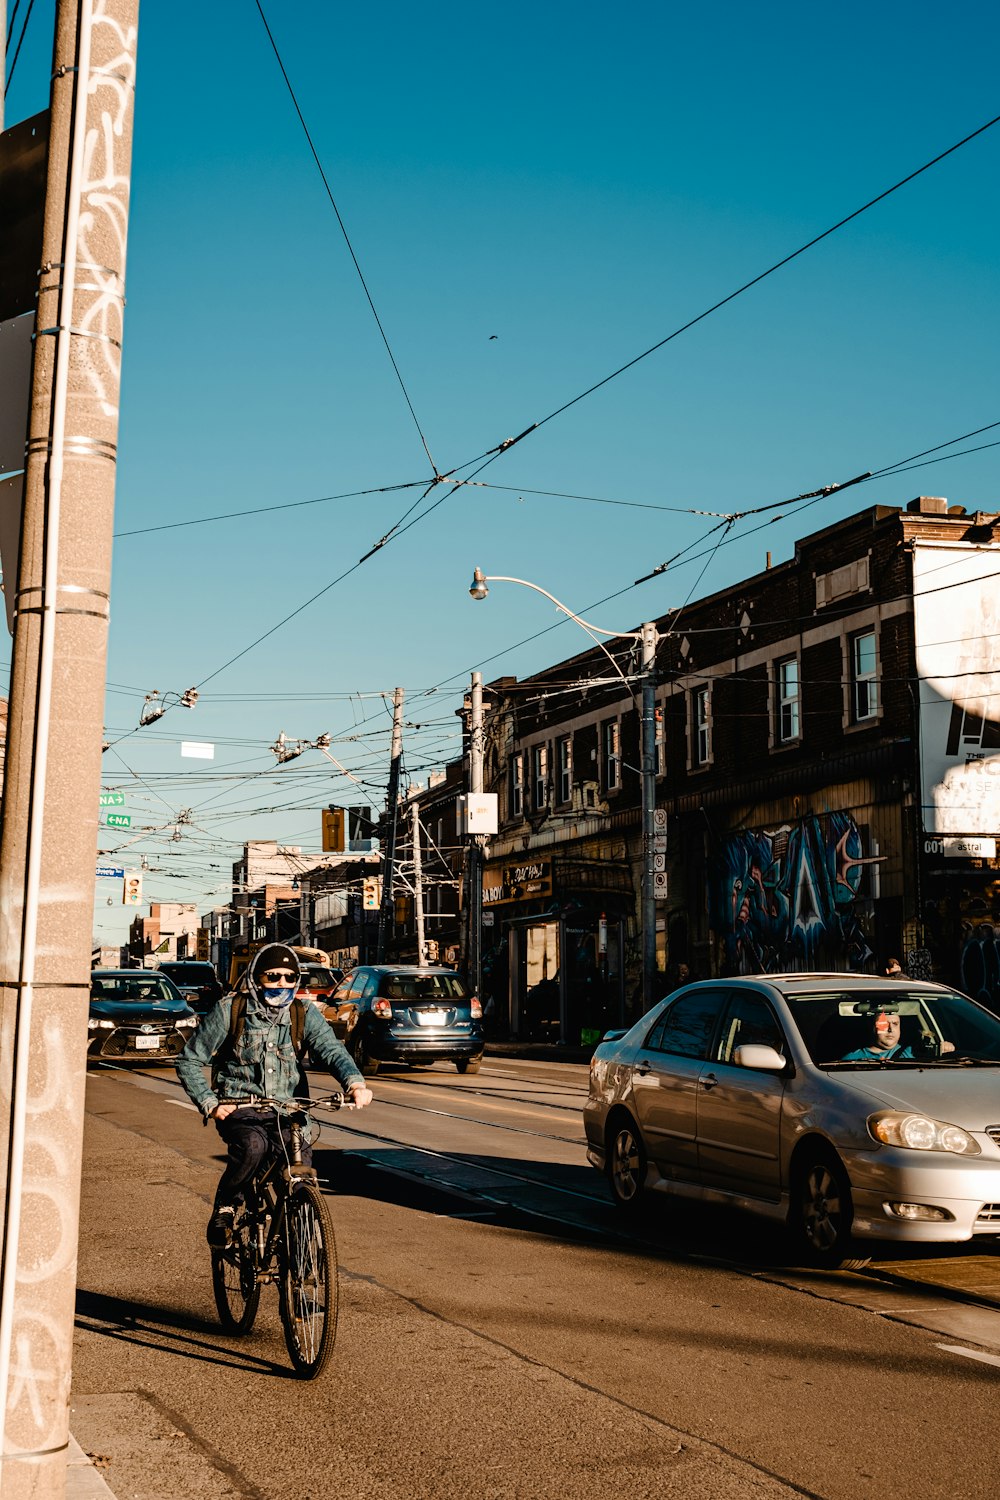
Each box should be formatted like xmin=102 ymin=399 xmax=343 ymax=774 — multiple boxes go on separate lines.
xmin=362 ymin=876 xmax=382 ymax=910
xmin=322 ymin=807 xmax=346 ymax=852
xmin=122 ymin=872 xmax=142 ymax=906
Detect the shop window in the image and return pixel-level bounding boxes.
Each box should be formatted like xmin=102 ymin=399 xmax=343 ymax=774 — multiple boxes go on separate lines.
xmin=851 ymin=630 xmax=878 ymax=722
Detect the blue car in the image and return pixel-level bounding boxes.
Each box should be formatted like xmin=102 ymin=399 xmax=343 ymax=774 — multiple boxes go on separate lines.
xmin=88 ymin=968 xmax=199 ymax=1064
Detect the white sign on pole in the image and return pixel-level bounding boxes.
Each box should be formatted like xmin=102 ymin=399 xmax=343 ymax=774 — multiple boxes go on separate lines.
xmin=914 ymin=543 xmax=1000 ymax=836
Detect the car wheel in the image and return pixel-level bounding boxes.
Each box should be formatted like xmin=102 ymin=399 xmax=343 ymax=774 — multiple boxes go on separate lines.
xmin=456 ymin=1056 xmax=482 ymax=1075
xmin=354 ymin=1031 xmax=380 ymax=1077
xmin=791 ymin=1149 xmax=869 ymax=1269
xmin=607 ymin=1114 xmax=647 ymax=1212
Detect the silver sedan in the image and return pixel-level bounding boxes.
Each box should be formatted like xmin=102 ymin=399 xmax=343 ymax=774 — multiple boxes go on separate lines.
xmin=583 ymin=974 xmax=1000 ymax=1266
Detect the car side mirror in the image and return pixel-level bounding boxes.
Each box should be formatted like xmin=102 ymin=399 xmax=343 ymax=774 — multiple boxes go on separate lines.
xmin=733 ymin=1043 xmax=786 ymax=1072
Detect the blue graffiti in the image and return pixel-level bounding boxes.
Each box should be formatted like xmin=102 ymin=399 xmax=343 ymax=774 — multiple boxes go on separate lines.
xmin=712 ymin=813 xmax=879 ymax=975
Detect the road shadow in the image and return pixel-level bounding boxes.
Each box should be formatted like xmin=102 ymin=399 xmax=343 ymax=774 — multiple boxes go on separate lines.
xmin=74 ymin=1287 xmax=295 ymax=1378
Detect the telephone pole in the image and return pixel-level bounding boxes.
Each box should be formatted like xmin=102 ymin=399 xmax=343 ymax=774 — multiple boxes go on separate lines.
xmin=467 ymin=671 xmax=484 ymax=1001
xmin=375 ymin=687 xmax=404 ymax=961
xmin=411 ymin=800 xmax=426 ymax=963
xmin=640 ymin=622 xmax=659 ymax=1012
xmin=0 ymin=2 xmax=140 ymax=1493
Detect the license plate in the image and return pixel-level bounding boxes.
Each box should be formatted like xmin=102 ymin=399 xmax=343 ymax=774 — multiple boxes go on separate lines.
xmin=134 ymin=1033 xmax=160 ymax=1050
xmin=417 ymin=1010 xmax=444 ymax=1026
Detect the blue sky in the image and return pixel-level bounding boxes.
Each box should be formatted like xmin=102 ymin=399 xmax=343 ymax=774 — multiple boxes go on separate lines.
xmin=5 ymin=1 xmax=999 ymax=946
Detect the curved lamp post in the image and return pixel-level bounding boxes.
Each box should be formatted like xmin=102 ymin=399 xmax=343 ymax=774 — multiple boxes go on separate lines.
xmin=469 ymin=567 xmax=662 ymax=1017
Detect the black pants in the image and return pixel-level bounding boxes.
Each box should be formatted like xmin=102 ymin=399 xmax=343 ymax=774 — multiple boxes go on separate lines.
xmin=213 ymin=1109 xmax=312 ymax=1210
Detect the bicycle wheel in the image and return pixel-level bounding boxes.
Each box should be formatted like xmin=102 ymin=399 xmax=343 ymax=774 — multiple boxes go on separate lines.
xmin=278 ymin=1183 xmax=338 ymax=1378
xmin=212 ymin=1205 xmax=260 ymax=1334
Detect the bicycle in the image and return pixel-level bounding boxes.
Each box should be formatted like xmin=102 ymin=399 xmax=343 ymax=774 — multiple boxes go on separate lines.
xmin=210 ymin=1093 xmax=348 ymax=1379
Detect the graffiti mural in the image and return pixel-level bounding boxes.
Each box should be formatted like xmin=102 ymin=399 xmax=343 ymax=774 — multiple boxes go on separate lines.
xmin=712 ymin=812 xmax=883 ymax=974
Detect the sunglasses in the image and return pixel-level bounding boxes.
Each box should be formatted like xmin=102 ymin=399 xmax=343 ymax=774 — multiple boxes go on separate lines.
xmin=261 ymin=969 xmax=298 ymax=984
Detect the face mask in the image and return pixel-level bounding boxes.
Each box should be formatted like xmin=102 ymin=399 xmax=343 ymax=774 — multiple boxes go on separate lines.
xmin=260 ymin=985 xmax=295 ymax=1008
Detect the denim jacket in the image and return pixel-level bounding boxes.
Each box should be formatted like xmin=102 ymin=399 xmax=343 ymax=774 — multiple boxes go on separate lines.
xmin=175 ymin=993 xmax=365 ymax=1117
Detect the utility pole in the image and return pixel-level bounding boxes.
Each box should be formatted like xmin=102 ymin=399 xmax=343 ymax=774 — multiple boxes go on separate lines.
xmin=640 ymin=623 xmax=659 ymax=1012
xmin=0 ymin=3 xmax=140 ymax=1494
xmin=375 ymin=687 xmax=404 ymax=962
xmin=411 ymin=800 xmax=425 ymax=963
xmin=467 ymin=671 xmax=484 ymax=1000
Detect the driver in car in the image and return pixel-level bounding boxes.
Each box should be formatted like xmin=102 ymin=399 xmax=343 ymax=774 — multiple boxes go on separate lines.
xmin=842 ymin=1010 xmax=953 ymax=1061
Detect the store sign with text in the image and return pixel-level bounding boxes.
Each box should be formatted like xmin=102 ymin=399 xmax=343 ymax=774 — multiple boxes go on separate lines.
xmin=482 ymin=858 xmax=552 ymax=906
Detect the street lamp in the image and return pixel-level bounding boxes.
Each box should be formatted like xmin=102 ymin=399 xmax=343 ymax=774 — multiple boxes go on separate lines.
xmin=469 ymin=567 xmax=663 ymax=1016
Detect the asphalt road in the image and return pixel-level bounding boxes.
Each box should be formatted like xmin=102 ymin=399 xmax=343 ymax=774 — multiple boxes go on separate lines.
xmin=72 ymin=1058 xmax=1000 ymax=1500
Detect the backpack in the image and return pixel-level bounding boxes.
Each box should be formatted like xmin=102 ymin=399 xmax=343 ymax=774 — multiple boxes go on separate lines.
xmin=212 ymin=989 xmax=310 ymax=1098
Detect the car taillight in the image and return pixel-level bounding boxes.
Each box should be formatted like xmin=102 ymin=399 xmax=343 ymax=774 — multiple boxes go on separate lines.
xmin=372 ymin=998 xmax=393 ymax=1020
xmin=470 ymin=997 xmax=482 ymax=1018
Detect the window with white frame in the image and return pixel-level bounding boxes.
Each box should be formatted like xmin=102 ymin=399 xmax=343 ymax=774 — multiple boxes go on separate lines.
xmin=655 ymin=705 xmax=666 ymax=776
xmin=692 ymin=685 xmax=711 ymax=766
xmin=510 ymin=751 xmax=524 ymax=817
xmin=603 ymin=719 xmax=622 ymax=791
xmin=557 ymin=735 xmax=572 ymax=804
xmin=532 ymin=743 xmax=549 ymax=811
xmin=851 ymin=630 xmax=878 ymax=722
xmin=776 ymin=656 xmax=800 ymax=743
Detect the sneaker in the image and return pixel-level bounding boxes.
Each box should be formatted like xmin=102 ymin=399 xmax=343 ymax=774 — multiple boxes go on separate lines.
xmin=206 ymin=1206 xmax=235 ymax=1247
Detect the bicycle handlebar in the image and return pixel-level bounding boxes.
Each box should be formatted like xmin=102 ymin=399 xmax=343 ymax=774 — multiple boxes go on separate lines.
xmin=219 ymin=1093 xmax=355 ymax=1113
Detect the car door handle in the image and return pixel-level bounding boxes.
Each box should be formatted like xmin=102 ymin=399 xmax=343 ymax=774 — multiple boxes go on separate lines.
xmin=700 ymin=1072 xmax=718 ymax=1091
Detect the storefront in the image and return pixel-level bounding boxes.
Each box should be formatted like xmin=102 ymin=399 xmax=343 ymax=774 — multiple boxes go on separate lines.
xmin=480 ymin=852 xmax=633 ymax=1044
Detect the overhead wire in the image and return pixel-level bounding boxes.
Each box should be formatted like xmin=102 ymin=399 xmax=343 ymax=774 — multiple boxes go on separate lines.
xmin=254 ymin=0 xmax=439 ymax=476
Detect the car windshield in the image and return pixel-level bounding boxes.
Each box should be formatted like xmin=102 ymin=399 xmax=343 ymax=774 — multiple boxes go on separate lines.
xmin=379 ymin=973 xmax=469 ymax=1002
xmin=91 ymin=975 xmax=178 ymax=1003
xmin=300 ymin=966 xmax=335 ymax=986
xmin=788 ymin=988 xmax=1000 ymax=1066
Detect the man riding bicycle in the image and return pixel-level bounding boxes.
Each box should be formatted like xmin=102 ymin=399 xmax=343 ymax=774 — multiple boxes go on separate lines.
xmin=176 ymin=943 xmax=372 ymax=1246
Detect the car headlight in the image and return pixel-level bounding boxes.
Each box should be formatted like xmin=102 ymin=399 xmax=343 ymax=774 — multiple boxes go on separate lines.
xmin=869 ymin=1111 xmax=980 ymax=1155
xmin=175 ymin=1016 xmax=199 ymax=1028
xmin=88 ymin=1018 xmax=116 ymax=1030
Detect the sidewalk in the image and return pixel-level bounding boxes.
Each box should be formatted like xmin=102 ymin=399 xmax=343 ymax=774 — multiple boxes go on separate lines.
xmin=484 ymin=1039 xmax=595 ymax=1064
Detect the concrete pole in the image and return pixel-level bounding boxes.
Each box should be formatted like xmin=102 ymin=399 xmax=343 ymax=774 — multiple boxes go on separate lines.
xmin=0 ymin=2 xmax=139 ymax=1492
xmin=375 ymin=687 xmax=404 ymax=962
xmin=411 ymin=800 xmax=425 ymax=963
xmin=640 ymin=623 xmax=658 ymax=1013
xmin=468 ymin=672 xmax=484 ymax=1001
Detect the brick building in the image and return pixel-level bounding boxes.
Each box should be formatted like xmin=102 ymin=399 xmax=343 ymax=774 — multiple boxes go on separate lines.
xmin=476 ymin=498 xmax=1000 ymax=1043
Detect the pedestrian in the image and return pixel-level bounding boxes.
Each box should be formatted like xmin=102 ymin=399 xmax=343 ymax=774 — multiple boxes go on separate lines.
xmin=176 ymin=943 xmax=372 ymax=1247
xmin=882 ymin=956 xmax=905 ymax=978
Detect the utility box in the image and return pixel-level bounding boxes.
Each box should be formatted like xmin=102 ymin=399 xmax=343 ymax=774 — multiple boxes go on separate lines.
xmin=457 ymin=793 xmax=498 ymax=836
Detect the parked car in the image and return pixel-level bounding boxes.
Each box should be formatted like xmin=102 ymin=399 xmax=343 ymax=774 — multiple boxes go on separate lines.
xmin=336 ymin=965 xmax=484 ymax=1075
xmin=584 ymin=973 xmax=1000 ymax=1266
xmin=88 ymin=969 xmax=199 ymax=1064
xmin=157 ymin=960 xmax=224 ymax=1014
xmin=297 ymin=962 xmax=354 ymax=1040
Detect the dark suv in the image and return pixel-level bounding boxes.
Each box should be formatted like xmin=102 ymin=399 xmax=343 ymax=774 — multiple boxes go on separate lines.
xmin=157 ymin=961 xmax=224 ymax=1014
xmin=337 ymin=965 xmax=484 ymax=1076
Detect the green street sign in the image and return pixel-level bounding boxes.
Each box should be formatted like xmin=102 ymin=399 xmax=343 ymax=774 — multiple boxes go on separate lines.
xmin=99 ymin=791 xmax=126 ymax=807
xmin=104 ymin=812 xmax=131 ymax=828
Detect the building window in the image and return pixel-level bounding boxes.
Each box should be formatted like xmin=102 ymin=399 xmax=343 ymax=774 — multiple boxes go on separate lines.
xmin=510 ymin=752 xmax=524 ymax=817
xmin=603 ymin=719 xmax=621 ymax=791
xmin=692 ymin=685 xmax=711 ymax=766
xmin=851 ymin=630 xmax=877 ymax=722
xmin=655 ymin=705 xmax=666 ymax=776
xmin=532 ymin=744 xmax=549 ymax=811
xmin=777 ymin=656 xmax=800 ymax=743
xmin=557 ymin=735 xmax=572 ymax=804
